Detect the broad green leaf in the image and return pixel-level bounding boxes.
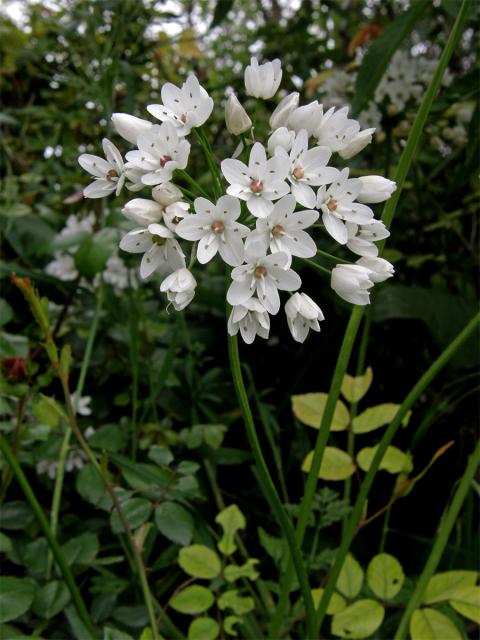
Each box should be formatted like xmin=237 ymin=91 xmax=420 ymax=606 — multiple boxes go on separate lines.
xmin=148 ymin=446 xmax=173 ymax=466
xmin=75 ymin=464 xmax=111 ymax=510
xmin=32 ymin=581 xmax=70 ymax=619
xmin=178 ymin=545 xmax=221 ymax=579
xmin=224 ymin=559 xmax=260 ymax=582
xmin=62 ymin=532 xmax=99 ymax=566
xmin=0 ymin=533 xmax=13 ymax=554
xmin=0 ymin=332 xmax=29 ymax=358
xmin=103 ymin=627 xmax=135 ymax=640
xmin=155 ymin=502 xmax=194 ymax=546
xmin=352 ymin=404 xmax=411 ymax=434
xmin=292 ymin=393 xmax=350 ymax=431
xmin=352 ymin=0 xmax=430 ymax=113
xmin=187 ymin=617 xmax=219 ymax=640
xmin=312 ymin=588 xmax=346 ymax=615
xmin=0 ymin=300 xmax=14 ymax=327
xmin=410 ymin=608 xmax=462 ymax=640
xmin=337 ymin=554 xmax=364 ymax=599
xmin=341 ymin=367 xmax=373 ymax=403
xmin=89 ymin=424 xmax=127 ymax=453
xmin=0 ymin=501 xmax=34 ymax=530
xmin=302 ymin=447 xmax=355 ymax=481
xmin=74 ymin=228 xmax=118 ymax=279
xmin=357 ymin=446 xmax=413 ymax=475
xmin=215 ymin=504 xmax=246 ymax=555
xmin=449 ymin=586 xmax=480 ymax=623
xmin=331 ymin=599 xmax=384 ymax=639
xmin=32 ymin=395 xmax=64 ymax=428
xmin=110 ymin=498 xmax=151 ymax=534
xmin=423 ymin=571 xmax=478 ymax=604
xmin=218 ymin=590 xmax=254 ymax=615
xmin=0 ymin=578 xmax=35 ymax=623
xmin=139 ymin=628 xmax=156 ymax=640
xmin=367 ymin=553 xmax=405 ymax=600
xmin=170 ymin=586 xmax=214 ymax=615
xmin=224 ymin=616 xmax=242 ymax=637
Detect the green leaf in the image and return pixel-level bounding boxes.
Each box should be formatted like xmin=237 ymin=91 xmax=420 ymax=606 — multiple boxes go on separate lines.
xmin=0 ymin=578 xmax=35 ymax=623
xmin=257 ymin=527 xmax=287 ymax=570
xmin=352 ymin=0 xmax=430 ymax=114
xmin=224 ymin=616 xmax=242 ymax=637
xmin=224 ymin=559 xmax=260 ymax=582
xmin=410 ymin=608 xmax=462 ymax=640
xmin=32 ymin=394 xmax=65 ymax=428
xmin=0 ymin=300 xmax=13 ymax=327
xmin=187 ymin=617 xmax=219 ymax=640
xmin=341 ymin=367 xmax=373 ymax=403
xmin=32 ymin=581 xmax=70 ymax=619
xmin=62 ymin=532 xmax=99 ymax=566
xmin=0 ymin=533 xmax=12 ymax=554
xmin=302 ymin=447 xmax=355 ymax=481
xmin=357 ymin=446 xmax=413 ymax=474
xmin=337 ymin=554 xmax=364 ymax=599
xmin=89 ymin=424 xmax=127 ymax=453
xmin=74 ymin=228 xmax=118 ymax=279
xmin=0 ymin=332 xmax=29 ymax=358
xmin=331 ymin=599 xmax=385 ymax=639
xmin=312 ymin=588 xmax=346 ymax=615
xmin=75 ymin=464 xmax=111 ymax=510
xmin=367 ymin=553 xmax=405 ymax=600
xmin=155 ymin=502 xmax=194 ymax=546
xmin=292 ymin=393 xmax=350 ymax=431
xmin=218 ymin=590 xmax=254 ymax=615
xmin=422 ymin=571 xmax=478 ymax=604
xmin=110 ymin=498 xmax=151 ymax=534
xmin=178 ymin=545 xmax=221 ymax=579
xmin=352 ymin=404 xmax=411 ymax=434
xmin=0 ymin=501 xmax=34 ymax=530
xmin=449 ymin=586 xmax=480 ymax=623
xmin=103 ymin=627 xmax=135 ymax=640
xmin=148 ymin=446 xmax=173 ymax=466
xmin=170 ymin=586 xmax=214 ymax=615
xmin=215 ymin=504 xmax=246 ymax=555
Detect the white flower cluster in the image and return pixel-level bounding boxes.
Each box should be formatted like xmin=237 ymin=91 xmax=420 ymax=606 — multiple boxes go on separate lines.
xmin=78 ymin=58 xmax=396 ymax=344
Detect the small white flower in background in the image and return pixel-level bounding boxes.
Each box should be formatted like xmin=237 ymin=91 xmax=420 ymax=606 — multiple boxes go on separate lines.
xmin=147 ymin=74 xmax=214 ymax=136
xmin=356 ymin=256 xmax=394 ymax=282
xmin=331 ymin=264 xmax=375 ymax=306
xmin=59 ymin=212 xmax=96 ymax=239
xmin=357 ymin=175 xmax=397 ymax=203
xmin=160 ymin=268 xmax=197 ymax=311
xmin=71 ymin=392 xmax=92 ymax=416
xmin=119 ymin=223 xmax=185 ymax=279
xmin=267 ymin=127 xmax=296 ymax=156
xmin=78 ymin=138 xmax=125 ymax=198
xmin=163 ymin=201 xmax=191 ymax=233
xmin=101 ymin=254 xmax=136 ymax=293
xmin=269 ymin=92 xmax=299 ymax=130
xmin=122 ymin=198 xmax=164 ymax=226
xmin=244 ymin=57 xmax=282 ymax=99
xmin=221 ymin=142 xmax=290 ymax=218
xmin=152 ymin=181 xmax=183 ymax=206
xmin=36 ymin=459 xmax=58 ymax=480
xmin=65 ymin=448 xmax=88 ymax=473
xmin=251 ymin=194 xmax=318 ymax=264
xmin=125 ymin=122 xmax=190 ymax=186
xmin=346 ymin=220 xmax=390 ymax=257
xmin=111 ymin=112 xmax=152 ymax=144
xmin=285 ymin=293 xmax=325 ymax=343
xmin=227 ymin=240 xmax=301 ymax=314
xmin=227 ymin=297 xmax=270 ymax=344
xmin=225 ymin=94 xmax=252 ymax=135
xmin=46 ymin=253 xmax=78 ymax=281
xmin=176 ymin=195 xmax=249 ymax=266
xmin=287 ymin=100 xmax=324 ymax=136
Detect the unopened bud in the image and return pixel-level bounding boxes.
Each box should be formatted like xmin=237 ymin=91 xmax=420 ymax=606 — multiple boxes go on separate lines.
xmin=269 ymin=92 xmax=299 ymax=129
xmin=152 ymin=182 xmax=183 ymax=206
xmin=225 ymin=94 xmax=252 ymax=136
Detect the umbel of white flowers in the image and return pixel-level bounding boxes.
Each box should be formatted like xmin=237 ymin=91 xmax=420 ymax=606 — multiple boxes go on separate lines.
xmin=78 ymin=57 xmax=396 ymax=344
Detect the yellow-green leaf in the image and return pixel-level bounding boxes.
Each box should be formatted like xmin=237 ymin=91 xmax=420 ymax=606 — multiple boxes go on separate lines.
xmin=367 ymin=553 xmax=405 ymax=600
xmin=449 ymin=586 xmax=480 ymax=623
xmin=292 ymin=393 xmax=350 ymax=431
xmin=352 ymin=404 xmax=411 ymax=434
xmin=410 ymin=608 xmax=462 ymax=640
xmin=331 ymin=599 xmax=384 ymax=639
xmin=302 ymin=447 xmax=355 ymax=481
xmin=341 ymin=367 xmax=373 ymax=403
xmin=215 ymin=504 xmax=245 ymax=555
xmin=357 ymin=445 xmax=413 ymax=475
xmin=337 ymin=554 xmax=364 ymax=599
xmin=312 ymin=588 xmax=346 ymax=615
xmin=187 ymin=617 xmax=219 ymax=640
xmin=422 ymin=571 xmax=478 ymax=604
xmin=224 ymin=559 xmax=259 ymax=582
xmin=178 ymin=545 xmax=221 ymax=579
xmin=170 ymin=585 xmax=214 ymax=614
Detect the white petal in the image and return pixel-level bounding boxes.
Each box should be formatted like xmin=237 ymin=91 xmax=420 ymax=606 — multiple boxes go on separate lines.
xmin=291 ymin=182 xmax=316 ymax=208
xmin=247 ymin=196 xmax=274 ymax=218
xmin=227 ymin=278 xmax=255 ymax=306
xmin=322 ymin=211 xmax=348 ymax=244
xmin=119 ymin=229 xmax=152 ymax=254
xmin=197 ymin=232 xmax=219 ymax=264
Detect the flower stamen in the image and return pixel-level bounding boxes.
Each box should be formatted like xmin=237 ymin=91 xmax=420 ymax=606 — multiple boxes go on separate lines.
xmin=211 ymin=220 xmax=225 ymax=234
xmin=250 ymin=179 xmax=263 ymax=193
xmin=254 ymin=265 xmax=267 ymax=278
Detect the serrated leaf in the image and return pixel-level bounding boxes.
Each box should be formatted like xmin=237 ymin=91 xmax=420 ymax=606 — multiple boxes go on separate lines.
xmin=32 ymin=581 xmax=70 ymax=619
xmin=170 ymin=586 xmax=214 ymax=615
xmin=423 ymin=571 xmax=478 ymax=604
xmin=224 ymin=559 xmax=260 ymax=582
xmin=357 ymin=446 xmax=413 ymax=475
xmin=218 ymin=590 xmax=254 ymax=615
xmin=410 ymin=608 xmax=462 ymax=640
xmin=449 ymin=586 xmax=480 ymax=623
xmin=312 ymin=588 xmax=346 ymax=615
xmin=352 ymin=404 xmax=411 ymax=434
xmin=187 ymin=617 xmax=219 ymax=640
xmin=215 ymin=504 xmax=246 ymax=555
xmin=341 ymin=367 xmax=373 ymax=403
xmin=337 ymin=554 xmax=364 ymax=599
xmin=302 ymin=447 xmax=355 ymax=481
xmin=292 ymin=393 xmax=350 ymax=431
xmin=110 ymin=498 xmax=151 ymax=534
xmin=331 ymin=599 xmax=384 ymax=639
xmin=155 ymin=502 xmax=194 ymax=546
xmin=0 ymin=578 xmax=36 ymax=623
xmin=178 ymin=545 xmax=221 ymax=579
xmin=367 ymin=553 xmax=405 ymax=600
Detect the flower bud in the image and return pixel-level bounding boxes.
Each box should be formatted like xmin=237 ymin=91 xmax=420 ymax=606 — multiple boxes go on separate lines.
xmin=160 ymin=268 xmax=197 ymax=311
xmin=225 ymin=94 xmax=252 ymax=135
xmin=331 ymin=264 xmax=374 ymax=306
xmin=356 ymin=257 xmax=394 ymax=283
xmin=267 ymin=126 xmax=295 ymax=156
xmin=285 ymin=293 xmax=324 ymax=343
xmin=244 ymin=57 xmax=282 ymax=99
xmin=122 ymin=198 xmax=163 ymax=226
xmin=269 ymin=92 xmax=299 ymax=129
xmin=111 ymin=113 xmax=152 ymax=144
xmin=339 ymin=128 xmax=375 ymax=159
xmin=356 ymin=176 xmax=396 ymax=204
xmin=152 ymin=182 xmax=183 ymax=206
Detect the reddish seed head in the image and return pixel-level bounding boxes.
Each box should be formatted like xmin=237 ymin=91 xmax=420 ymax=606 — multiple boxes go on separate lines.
xmin=1 ymin=357 xmax=28 ymax=381
xmin=211 ymin=221 xmax=225 ymax=234
xmin=106 ymin=169 xmax=118 ymax=179
xmin=250 ymin=179 xmax=263 ymax=193
xmin=160 ymin=155 xmax=172 ymax=167
xmin=254 ymin=266 xmax=267 ymax=278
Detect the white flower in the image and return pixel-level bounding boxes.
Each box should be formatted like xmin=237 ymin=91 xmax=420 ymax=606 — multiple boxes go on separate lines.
xmin=78 ymin=138 xmax=125 ymax=198
xmin=125 ymin=122 xmax=190 ymax=186
xmin=163 ymin=201 xmax=190 ymax=232
xmin=71 ymin=392 xmax=92 ymax=416
xmin=46 ymin=253 xmax=78 ymax=281
xmin=221 ymin=142 xmax=290 ymax=218
xmin=278 ymin=129 xmax=339 ymax=208
xmin=147 ymin=74 xmax=214 ymax=136
xmin=287 ymin=100 xmax=324 ymax=136
xmin=160 ymin=268 xmax=197 ymax=310
xmin=176 ymin=195 xmax=249 ymax=266
xmin=269 ymin=92 xmax=299 ymax=129
xmin=317 ymin=168 xmax=374 ymax=244
xmin=314 ymin=106 xmax=358 ymax=151
xmin=338 ymin=127 xmax=375 ymax=160
xmin=65 ymin=448 xmax=87 ymax=472
xmin=225 ymin=94 xmax=252 ymax=135
xmin=285 ymin=293 xmax=324 ymax=343
xmin=125 ymin=165 xmax=147 ymax=192
xmin=346 ymin=220 xmax=390 ymax=257
xmin=152 ymin=181 xmax=183 ymax=206
xmin=244 ymin=57 xmax=282 ymax=99
xmin=119 ymin=223 xmax=185 ymax=279
xmin=357 ymin=175 xmax=396 ymax=203
xmin=227 ymin=298 xmax=270 ymax=344
xmin=227 ymin=240 xmax=301 ymax=314
xmin=59 ymin=212 xmax=96 ymax=239
xmin=356 ymin=256 xmax=394 ymax=283
xmin=331 ymin=264 xmax=375 ymax=305
xmin=111 ymin=113 xmax=152 ymax=144
xmin=122 ymin=198 xmax=164 ymax=226
xmin=102 ymin=254 xmax=134 ymax=293
xmin=251 ymin=194 xmax=318 ymax=264
xmin=267 ymin=127 xmax=295 ymax=156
